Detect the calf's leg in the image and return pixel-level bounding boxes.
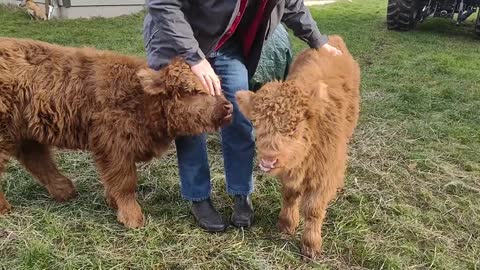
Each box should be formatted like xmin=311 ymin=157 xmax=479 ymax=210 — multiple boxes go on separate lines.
xmin=277 ymin=185 xmax=302 ymax=235
xmin=15 ymin=140 xmax=77 ymax=202
xmin=95 ymin=154 xmax=144 ymax=228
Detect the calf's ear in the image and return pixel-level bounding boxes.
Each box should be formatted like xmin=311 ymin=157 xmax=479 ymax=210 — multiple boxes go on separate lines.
xmin=137 ymin=68 xmax=166 ymax=95
xmin=235 ymin=90 xmax=255 ymax=119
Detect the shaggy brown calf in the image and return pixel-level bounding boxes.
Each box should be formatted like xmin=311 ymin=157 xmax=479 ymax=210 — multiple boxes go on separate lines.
xmin=236 ymin=35 xmax=360 ymax=258
xmin=0 ymin=38 xmax=233 ymax=228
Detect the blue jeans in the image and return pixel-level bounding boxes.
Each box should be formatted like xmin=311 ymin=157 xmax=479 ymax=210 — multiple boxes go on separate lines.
xmin=175 ymin=43 xmax=255 ymax=201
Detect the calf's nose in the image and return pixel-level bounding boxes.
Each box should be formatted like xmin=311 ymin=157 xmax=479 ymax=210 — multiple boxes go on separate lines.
xmin=261 ymin=158 xmax=277 ymax=168
xmin=224 ymin=103 xmax=233 ymax=114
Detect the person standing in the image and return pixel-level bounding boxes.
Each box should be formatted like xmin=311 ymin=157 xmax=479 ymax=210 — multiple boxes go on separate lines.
xmin=143 ymin=0 xmax=342 ymax=232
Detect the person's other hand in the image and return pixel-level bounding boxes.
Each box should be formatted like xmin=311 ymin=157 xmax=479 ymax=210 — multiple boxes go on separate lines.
xmin=321 ymin=43 xmax=342 ymax=56
xmin=191 ymin=59 xmax=222 ymax=96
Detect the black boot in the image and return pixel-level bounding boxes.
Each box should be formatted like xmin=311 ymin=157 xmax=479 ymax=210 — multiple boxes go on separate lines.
xmin=231 ymin=195 xmax=254 ymax=228
xmin=191 ymin=198 xmax=228 ymax=232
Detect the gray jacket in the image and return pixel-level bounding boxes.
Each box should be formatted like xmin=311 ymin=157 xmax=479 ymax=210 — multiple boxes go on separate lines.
xmin=143 ymin=0 xmax=328 ymax=77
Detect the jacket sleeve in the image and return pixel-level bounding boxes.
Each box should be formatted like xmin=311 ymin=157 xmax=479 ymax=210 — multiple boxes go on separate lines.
xmin=281 ymin=0 xmax=329 ymax=48
xmin=147 ymin=0 xmax=205 ymax=65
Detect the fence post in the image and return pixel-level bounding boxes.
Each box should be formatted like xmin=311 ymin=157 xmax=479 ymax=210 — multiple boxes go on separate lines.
xmin=45 ymin=0 xmax=50 ymax=19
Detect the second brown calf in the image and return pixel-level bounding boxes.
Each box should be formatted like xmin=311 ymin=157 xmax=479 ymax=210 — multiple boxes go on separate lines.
xmin=236 ymin=35 xmax=360 ymax=258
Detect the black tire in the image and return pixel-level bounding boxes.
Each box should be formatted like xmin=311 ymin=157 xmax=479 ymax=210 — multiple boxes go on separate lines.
xmin=387 ymin=0 xmax=420 ymax=31
xmin=476 ymin=10 xmax=480 ymax=36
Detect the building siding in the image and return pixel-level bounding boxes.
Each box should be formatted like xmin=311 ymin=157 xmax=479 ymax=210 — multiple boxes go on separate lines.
xmin=0 ymin=0 xmax=146 ymax=19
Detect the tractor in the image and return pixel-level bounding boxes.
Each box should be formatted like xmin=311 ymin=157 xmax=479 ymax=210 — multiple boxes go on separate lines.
xmin=387 ymin=0 xmax=480 ymax=35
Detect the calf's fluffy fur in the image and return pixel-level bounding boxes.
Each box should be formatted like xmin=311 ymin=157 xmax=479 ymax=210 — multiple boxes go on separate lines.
xmin=236 ymin=35 xmax=360 ymax=258
xmin=0 ymin=38 xmax=233 ymax=228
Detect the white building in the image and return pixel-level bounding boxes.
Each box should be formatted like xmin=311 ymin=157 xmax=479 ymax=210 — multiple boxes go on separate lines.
xmin=0 ymin=0 xmax=146 ymax=19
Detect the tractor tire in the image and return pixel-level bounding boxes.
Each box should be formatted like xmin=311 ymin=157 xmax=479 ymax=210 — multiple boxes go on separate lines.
xmin=476 ymin=10 xmax=480 ymax=36
xmin=387 ymin=0 xmax=420 ymax=31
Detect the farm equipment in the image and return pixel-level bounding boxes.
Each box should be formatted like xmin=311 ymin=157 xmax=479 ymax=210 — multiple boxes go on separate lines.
xmin=387 ymin=0 xmax=480 ymax=35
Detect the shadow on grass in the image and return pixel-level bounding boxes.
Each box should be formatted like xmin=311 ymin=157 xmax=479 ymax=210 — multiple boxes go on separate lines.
xmin=413 ymin=17 xmax=480 ymax=39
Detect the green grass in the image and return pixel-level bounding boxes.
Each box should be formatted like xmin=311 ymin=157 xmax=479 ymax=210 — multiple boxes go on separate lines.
xmin=1 ymin=1 xmax=479 ymax=269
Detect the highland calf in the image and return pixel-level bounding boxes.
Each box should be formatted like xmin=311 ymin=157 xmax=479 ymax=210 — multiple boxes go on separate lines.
xmin=0 ymin=38 xmax=233 ymax=228
xmin=236 ymin=35 xmax=360 ymax=258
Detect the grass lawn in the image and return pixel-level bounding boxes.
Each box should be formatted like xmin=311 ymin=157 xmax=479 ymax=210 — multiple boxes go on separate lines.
xmin=0 ymin=0 xmax=479 ymax=269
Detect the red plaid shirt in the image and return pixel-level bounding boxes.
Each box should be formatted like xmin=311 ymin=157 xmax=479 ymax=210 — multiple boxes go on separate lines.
xmin=215 ymin=0 xmax=269 ymax=57
xmin=214 ymin=0 xmax=248 ymax=51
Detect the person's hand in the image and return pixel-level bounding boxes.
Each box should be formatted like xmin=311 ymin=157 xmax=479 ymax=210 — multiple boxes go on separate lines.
xmin=190 ymin=59 xmax=222 ymax=96
xmin=321 ymin=43 xmax=342 ymax=56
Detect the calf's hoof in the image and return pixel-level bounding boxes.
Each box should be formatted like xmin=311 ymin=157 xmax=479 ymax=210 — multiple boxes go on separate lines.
xmin=277 ymin=217 xmax=297 ymax=235
xmin=300 ymin=242 xmax=322 ymax=260
xmin=47 ymin=180 xmax=77 ymax=202
xmin=117 ymin=209 xmax=145 ymax=229
xmin=0 ymin=201 xmax=11 ymax=215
